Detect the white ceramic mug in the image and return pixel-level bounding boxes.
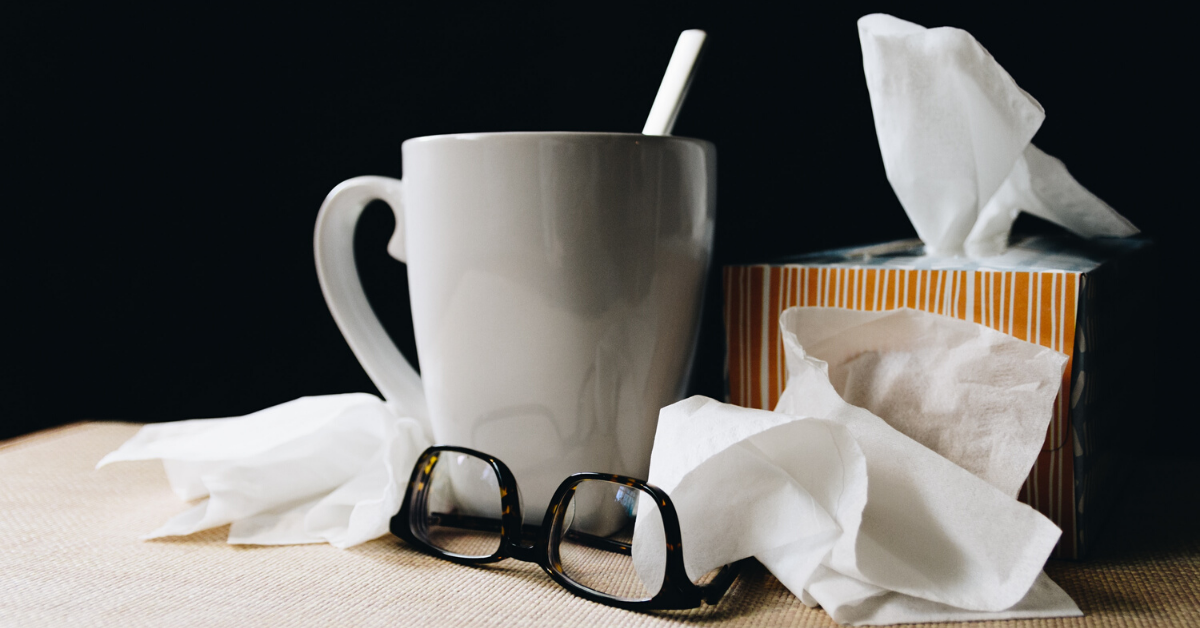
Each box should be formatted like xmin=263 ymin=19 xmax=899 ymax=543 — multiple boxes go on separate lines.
xmin=314 ymin=132 xmax=715 ymax=512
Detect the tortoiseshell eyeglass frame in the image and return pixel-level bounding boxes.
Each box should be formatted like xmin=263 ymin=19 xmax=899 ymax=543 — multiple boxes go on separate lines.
xmin=389 ymin=445 xmax=742 ymax=611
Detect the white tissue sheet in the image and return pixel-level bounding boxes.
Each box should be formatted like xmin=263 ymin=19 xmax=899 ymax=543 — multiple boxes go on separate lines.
xmin=858 ymin=13 xmax=1137 ymax=258
xmin=635 ymin=308 xmax=1080 ymax=624
xmin=784 ymin=307 xmax=1068 ymax=497
xmin=971 ymin=144 xmax=1139 ymax=257
xmin=96 ymin=393 xmax=429 ymax=548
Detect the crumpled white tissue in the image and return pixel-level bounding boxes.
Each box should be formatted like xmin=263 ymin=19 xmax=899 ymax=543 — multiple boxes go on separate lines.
xmin=859 ymin=13 xmax=1138 ymax=258
xmin=634 ymin=307 xmax=1081 ymax=624
xmin=97 ymin=393 xmax=429 ymax=548
xmin=786 ymin=307 xmax=1067 ymax=497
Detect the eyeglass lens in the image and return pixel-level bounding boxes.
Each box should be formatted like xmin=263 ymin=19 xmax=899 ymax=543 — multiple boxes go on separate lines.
xmin=416 ymin=451 xmax=507 ymax=559
xmin=555 ymin=479 xmax=667 ymax=602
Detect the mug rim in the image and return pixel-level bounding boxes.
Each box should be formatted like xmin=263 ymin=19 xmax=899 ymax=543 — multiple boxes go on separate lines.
xmin=402 ymin=131 xmax=713 ymax=149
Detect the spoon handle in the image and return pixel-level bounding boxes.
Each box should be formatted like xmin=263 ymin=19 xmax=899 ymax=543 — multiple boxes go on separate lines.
xmin=642 ymin=29 xmax=707 ymax=136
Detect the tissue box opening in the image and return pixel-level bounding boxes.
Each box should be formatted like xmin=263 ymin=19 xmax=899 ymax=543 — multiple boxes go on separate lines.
xmin=723 ymin=235 xmax=1154 ymax=559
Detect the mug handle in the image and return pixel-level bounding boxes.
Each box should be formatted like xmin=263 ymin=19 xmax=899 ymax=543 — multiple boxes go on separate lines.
xmin=314 ymin=175 xmax=430 ymax=435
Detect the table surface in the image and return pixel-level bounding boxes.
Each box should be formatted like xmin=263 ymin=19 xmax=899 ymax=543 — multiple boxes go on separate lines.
xmin=2 ymin=422 xmax=1198 ymax=628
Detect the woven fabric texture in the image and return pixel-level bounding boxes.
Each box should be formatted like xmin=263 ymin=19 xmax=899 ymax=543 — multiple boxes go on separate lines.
xmin=2 ymin=422 xmax=1197 ymax=627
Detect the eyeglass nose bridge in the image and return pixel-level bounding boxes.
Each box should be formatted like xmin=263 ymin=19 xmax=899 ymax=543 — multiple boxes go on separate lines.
xmin=506 ymin=540 xmax=543 ymax=563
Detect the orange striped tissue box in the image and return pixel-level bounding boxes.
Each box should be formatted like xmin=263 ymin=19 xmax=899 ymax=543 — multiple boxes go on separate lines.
xmin=723 ymin=236 xmax=1153 ymax=559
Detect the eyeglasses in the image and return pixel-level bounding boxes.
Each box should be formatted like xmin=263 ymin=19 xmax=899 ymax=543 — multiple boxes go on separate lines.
xmin=389 ymin=445 xmax=741 ymax=610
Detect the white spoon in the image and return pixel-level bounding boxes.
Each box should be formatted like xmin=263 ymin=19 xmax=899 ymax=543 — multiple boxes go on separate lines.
xmin=642 ymin=29 xmax=707 ymax=136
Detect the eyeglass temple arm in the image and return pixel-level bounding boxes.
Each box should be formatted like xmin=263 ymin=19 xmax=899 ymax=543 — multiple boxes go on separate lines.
xmin=697 ymin=558 xmax=748 ymax=605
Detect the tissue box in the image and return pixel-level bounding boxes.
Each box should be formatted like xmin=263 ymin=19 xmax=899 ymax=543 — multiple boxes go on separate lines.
xmin=723 ymin=235 xmax=1154 ymax=559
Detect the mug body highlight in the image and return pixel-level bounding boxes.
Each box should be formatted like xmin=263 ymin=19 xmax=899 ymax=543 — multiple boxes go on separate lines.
xmin=315 ymin=132 xmax=716 ymax=512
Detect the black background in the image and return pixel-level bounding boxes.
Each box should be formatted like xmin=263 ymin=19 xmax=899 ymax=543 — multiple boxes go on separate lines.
xmin=5 ymin=3 xmax=1194 ymax=455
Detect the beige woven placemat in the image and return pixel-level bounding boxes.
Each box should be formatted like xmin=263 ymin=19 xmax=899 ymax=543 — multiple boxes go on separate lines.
xmin=2 ymin=422 xmax=1197 ymax=627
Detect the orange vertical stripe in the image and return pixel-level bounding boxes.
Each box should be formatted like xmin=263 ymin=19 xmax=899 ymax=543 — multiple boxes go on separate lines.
xmin=957 ymin=271 xmax=968 ymax=320
xmin=972 ymin=271 xmax=982 ymax=324
xmin=840 ymin=267 xmax=847 ymax=308
xmin=983 ymin=271 xmax=990 ymax=326
xmin=851 ymin=268 xmax=860 ymax=310
xmin=1038 ymin=273 xmax=1053 ymax=348
xmin=1009 ymin=271 xmax=1018 ymax=333
xmin=819 ymin=268 xmax=828 ymax=307
xmin=906 ymin=271 xmax=918 ymax=309
xmin=936 ymin=270 xmax=946 ymax=315
xmin=859 ymin=268 xmax=868 ymax=310
xmin=885 ymin=269 xmax=895 ymax=310
xmin=866 ymin=269 xmax=877 ymax=311
xmin=993 ymin=271 xmax=1001 ymax=328
xmin=995 ymin=271 xmax=1003 ymax=329
xmin=1011 ymin=273 xmax=1029 ymax=341
xmin=811 ymin=266 xmax=820 ymax=306
xmin=927 ymin=270 xmax=936 ymax=314
xmin=826 ymin=268 xmax=834 ymax=308
xmin=919 ymin=270 xmax=928 ymax=312
xmin=790 ymin=267 xmax=800 ymax=307
xmin=854 ymin=268 xmax=863 ymax=310
xmin=767 ymin=267 xmax=781 ymax=410
xmin=842 ymin=268 xmax=851 ymax=309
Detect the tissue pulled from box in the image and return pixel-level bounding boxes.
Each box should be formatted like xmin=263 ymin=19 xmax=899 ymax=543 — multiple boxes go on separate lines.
xmin=785 ymin=307 xmax=1068 ymax=497
xmin=97 ymin=393 xmax=429 ymax=548
xmin=858 ymin=13 xmax=1138 ymax=258
xmin=633 ymin=307 xmax=1079 ymax=624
